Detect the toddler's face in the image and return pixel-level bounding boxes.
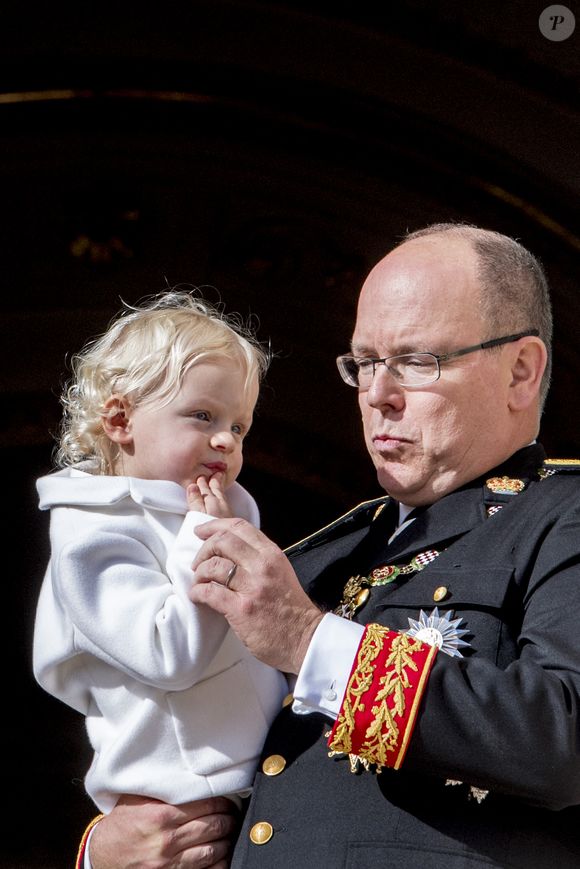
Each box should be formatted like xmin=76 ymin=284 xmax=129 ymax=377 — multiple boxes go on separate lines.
xmin=116 ymin=358 xmax=256 ymax=489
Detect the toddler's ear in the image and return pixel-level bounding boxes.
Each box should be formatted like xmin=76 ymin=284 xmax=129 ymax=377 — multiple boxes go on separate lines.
xmin=102 ymin=395 xmax=133 ymax=444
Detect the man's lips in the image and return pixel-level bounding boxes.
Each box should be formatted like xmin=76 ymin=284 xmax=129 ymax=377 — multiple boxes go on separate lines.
xmin=372 ymin=435 xmax=408 ymax=448
xmin=203 ymin=462 xmax=227 ymax=473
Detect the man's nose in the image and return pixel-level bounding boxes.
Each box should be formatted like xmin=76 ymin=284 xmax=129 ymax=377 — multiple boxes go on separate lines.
xmin=365 ymin=365 xmax=406 ymax=411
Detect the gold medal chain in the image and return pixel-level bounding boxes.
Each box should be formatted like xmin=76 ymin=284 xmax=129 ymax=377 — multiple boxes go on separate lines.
xmin=335 ymin=549 xmax=441 ymax=620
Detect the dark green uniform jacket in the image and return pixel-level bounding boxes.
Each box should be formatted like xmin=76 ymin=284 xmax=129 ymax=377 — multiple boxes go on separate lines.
xmin=232 ymin=443 xmax=580 ymax=869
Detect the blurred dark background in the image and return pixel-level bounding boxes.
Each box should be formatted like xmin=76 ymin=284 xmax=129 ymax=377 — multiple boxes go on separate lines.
xmin=3 ymin=2 xmax=580 ymax=865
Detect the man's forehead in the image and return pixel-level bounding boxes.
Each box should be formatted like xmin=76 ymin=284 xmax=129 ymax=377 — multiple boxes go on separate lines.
xmin=352 ymin=238 xmax=481 ymax=348
xmin=362 ymin=236 xmax=477 ymax=292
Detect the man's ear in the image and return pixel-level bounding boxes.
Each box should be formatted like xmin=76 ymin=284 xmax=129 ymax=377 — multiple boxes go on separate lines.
xmin=507 ymin=337 xmax=547 ymax=411
xmin=102 ymin=395 xmax=134 ymax=444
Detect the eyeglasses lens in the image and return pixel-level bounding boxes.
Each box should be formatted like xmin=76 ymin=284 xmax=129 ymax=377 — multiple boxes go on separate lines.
xmin=340 ymin=354 xmax=440 ymax=388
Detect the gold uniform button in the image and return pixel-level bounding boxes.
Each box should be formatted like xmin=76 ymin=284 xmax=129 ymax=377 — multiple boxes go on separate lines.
xmin=433 ymin=586 xmax=448 ymax=602
xmin=262 ymin=754 xmax=286 ymax=776
xmin=282 ymin=692 xmax=294 ymax=708
xmin=249 ymin=821 xmax=273 ymax=845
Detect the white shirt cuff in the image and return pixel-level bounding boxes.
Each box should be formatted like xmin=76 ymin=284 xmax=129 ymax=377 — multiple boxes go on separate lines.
xmin=292 ymin=612 xmax=364 ymax=719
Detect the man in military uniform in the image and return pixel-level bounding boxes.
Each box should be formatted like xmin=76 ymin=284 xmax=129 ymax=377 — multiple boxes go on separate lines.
xmin=86 ymin=224 xmax=580 ymax=869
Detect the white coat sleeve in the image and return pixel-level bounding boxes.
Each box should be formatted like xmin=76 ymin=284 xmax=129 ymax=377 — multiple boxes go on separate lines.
xmin=53 ymin=511 xmax=228 ymax=692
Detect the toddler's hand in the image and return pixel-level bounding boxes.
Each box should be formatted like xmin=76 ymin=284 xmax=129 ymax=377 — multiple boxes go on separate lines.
xmin=186 ymin=474 xmax=233 ymax=518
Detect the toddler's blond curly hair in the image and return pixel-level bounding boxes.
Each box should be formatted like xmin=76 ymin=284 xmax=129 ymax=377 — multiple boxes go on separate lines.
xmin=56 ymin=291 xmax=269 ymax=475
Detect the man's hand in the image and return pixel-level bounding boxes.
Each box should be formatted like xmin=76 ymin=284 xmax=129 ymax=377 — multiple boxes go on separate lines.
xmin=189 ymin=518 xmax=324 ymax=674
xmin=90 ymin=795 xmax=238 ymax=869
xmin=186 ymin=474 xmax=232 ymax=519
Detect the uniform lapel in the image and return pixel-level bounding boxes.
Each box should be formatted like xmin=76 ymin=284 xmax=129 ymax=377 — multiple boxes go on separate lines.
xmin=291 ymin=498 xmax=398 ymax=607
xmin=382 ymin=485 xmax=484 ymax=564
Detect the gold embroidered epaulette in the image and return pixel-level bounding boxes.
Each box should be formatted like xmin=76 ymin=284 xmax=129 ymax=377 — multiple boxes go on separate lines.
xmin=540 ymin=458 xmax=580 ymax=478
xmin=284 ymin=495 xmax=389 ymax=556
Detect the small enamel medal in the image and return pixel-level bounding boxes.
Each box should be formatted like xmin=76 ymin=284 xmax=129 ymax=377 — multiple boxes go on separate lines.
xmin=407 ymin=607 xmax=470 ymax=657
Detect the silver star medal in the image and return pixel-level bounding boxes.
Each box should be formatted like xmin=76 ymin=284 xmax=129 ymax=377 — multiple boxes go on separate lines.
xmin=407 ymin=608 xmax=486 ymax=801
xmin=407 ymin=607 xmax=470 ymax=657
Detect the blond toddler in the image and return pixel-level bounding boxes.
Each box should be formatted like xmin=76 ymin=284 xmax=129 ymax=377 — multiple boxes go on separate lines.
xmin=33 ymin=292 xmax=287 ymax=814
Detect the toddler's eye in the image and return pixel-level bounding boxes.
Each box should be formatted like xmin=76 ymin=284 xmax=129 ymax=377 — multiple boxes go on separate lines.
xmin=192 ymin=411 xmax=211 ymax=422
xmin=231 ymin=424 xmax=244 ymax=436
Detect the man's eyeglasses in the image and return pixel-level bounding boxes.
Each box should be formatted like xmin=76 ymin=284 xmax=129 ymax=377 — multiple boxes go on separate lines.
xmin=336 ymin=330 xmax=540 ymax=390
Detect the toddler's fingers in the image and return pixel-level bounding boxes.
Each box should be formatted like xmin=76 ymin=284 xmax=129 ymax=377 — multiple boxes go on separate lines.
xmin=205 ymin=474 xmax=233 ymax=518
xmin=208 ymin=473 xmax=226 ymax=497
xmin=186 ymin=483 xmax=206 ymax=512
xmin=196 ymin=475 xmax=212 ymax=496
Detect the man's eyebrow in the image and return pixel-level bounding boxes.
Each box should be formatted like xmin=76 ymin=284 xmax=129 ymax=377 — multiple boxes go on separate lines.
xmin=350 ymin=341 xmax=375 ymax=355
xmin=350 ymin=341 xmax=424 ymax=356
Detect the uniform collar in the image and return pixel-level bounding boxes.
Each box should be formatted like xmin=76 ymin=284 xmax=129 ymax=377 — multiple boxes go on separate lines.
xmin=381 ymin=442 xmax=546 ymax=562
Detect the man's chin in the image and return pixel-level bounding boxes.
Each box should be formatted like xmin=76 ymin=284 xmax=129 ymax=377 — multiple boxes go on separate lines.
xmin=376 ymin=468 xmax=423 ymax=505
